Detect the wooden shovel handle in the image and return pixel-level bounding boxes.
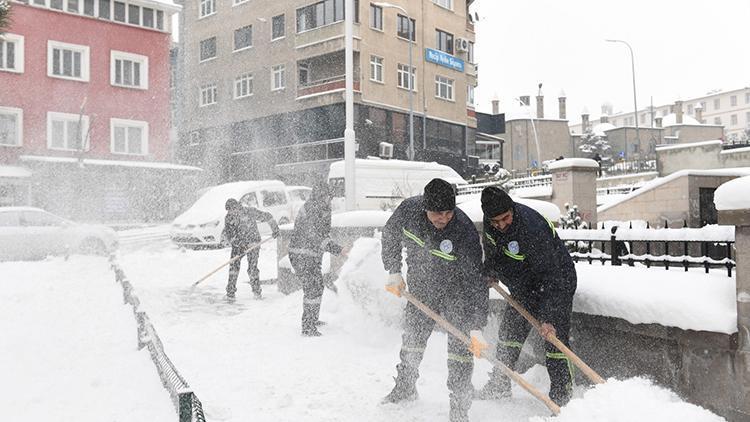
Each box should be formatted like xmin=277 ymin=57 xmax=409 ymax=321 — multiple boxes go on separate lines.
xmin=191 ymin=237 xmax=274 ymax=287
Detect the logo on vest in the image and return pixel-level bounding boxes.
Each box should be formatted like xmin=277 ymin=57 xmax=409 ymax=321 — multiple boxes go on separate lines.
xmin=439 ymin=239 xmax=453 ymax=254
xmin=507 ymin=241 xmax=520 ymax=255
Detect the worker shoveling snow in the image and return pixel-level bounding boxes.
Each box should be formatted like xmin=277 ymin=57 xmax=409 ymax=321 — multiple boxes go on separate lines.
xmin=336 ymin=237 xmax=726 ymax=421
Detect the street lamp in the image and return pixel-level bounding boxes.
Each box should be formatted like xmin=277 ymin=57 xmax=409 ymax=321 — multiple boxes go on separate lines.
xmin=606 ymin=39 xmax=641 ymax=156
xmin=344 ymin=0 xmax=356 ymax=210
xmin=372 ymin=1 xmax=414 ymax=161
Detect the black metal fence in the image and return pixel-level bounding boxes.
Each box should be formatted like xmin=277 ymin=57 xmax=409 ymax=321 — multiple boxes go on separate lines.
xmin=111 ymin=256 xmax=206 ymax=422
xmin=557 ymin=223 xmax=736 ymax=277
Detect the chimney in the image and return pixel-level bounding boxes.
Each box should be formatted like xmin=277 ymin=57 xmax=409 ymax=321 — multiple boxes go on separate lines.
xmin=600 ymin=115 xmax=609 ymax=124
xmin=536 ymin=95 xmax=544 ymax=118
xmin=695 ymin=103 xmax=703 ymax=123
xmin=655 ymin=117 xmax=663 ymax=128
xmin=675 ymin=100 xmax=684 ymax=124
xmin=582 ymin=112 xmax=590 ymax=132
xmin=558 ymin=90 xmax=567 ymax=120
xmin=519 ymin=95 xmax=530 ymax=106
xmin=491 ymin=99 xmax=500 ymax=115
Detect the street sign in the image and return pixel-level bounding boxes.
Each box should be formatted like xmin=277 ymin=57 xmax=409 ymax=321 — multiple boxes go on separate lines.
xmin=424 ymin=48 xmax=464 ymax=72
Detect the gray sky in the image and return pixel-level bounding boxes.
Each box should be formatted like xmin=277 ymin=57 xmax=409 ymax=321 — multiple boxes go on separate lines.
xmin=470 ymin=0 xmax=750 ymax=124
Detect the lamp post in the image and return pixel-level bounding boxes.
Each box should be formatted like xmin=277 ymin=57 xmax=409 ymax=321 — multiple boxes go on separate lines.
xmin=606 ymin=39 xmax=641 ymax=156
xmin=344 ymin=0 xmax=356 ymax=210
xmin=372 ymin=2 xmax=414 ymax=161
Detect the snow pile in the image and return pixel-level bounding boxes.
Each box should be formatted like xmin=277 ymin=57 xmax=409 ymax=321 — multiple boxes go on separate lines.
xmin=532 ymin=377 xmax=724 ymax=422
xmin=546 ymin=158 xmax=600 ymax=171
xmin=714 ymin=175 xmax=750 ymax=211
xmin=458 ymin=193 xmax=561 ymax=223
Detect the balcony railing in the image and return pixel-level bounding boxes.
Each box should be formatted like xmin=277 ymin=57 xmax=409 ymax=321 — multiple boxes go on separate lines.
xmin=297 ymin=75 xmax=360 ymax=99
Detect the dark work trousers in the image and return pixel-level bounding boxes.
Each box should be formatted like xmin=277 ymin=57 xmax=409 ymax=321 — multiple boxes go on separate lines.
xmin=395 ymin=293 xmax=474 ymax=414
xmin=495 ymin=290 xmax=574 ymax=397
xmin=289 ymin=253 xmax=324 ymax=331
xmin=226 ymin=245 xmax=261 ymax=296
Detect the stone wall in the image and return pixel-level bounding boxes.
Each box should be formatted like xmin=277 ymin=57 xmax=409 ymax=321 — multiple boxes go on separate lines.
xmin=657 ymin=141 xmax=750 ymax=176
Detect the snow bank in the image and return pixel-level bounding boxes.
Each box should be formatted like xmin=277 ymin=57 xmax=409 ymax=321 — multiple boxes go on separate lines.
xmin=532 ymin=377 xmax=724 ymax=422
xmin=558 ymin=224 xmax=734 ymax=242
xmin=714 ymin=175 xmax=750 ymax=211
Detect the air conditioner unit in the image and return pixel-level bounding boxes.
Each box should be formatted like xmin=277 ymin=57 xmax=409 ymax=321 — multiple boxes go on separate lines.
xmin=379 ymin=142 xmax=394 ymax=159
xmin=455 ymin=37 xmax=469 ymax=53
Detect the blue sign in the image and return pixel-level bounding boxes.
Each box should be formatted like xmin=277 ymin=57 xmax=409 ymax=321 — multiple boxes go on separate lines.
xmin=424 ymin=48 xmax=464 ymax=72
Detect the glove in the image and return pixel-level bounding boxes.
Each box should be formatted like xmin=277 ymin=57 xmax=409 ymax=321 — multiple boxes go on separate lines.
xmin=468 ymin=330 xmax=488 ymax=358
xmin=384 ymin=273 xmax=406 ymax=297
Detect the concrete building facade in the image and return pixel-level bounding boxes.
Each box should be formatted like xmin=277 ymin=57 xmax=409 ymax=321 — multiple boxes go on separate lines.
xmin=177 ymin=0 xmax=479 ymax=185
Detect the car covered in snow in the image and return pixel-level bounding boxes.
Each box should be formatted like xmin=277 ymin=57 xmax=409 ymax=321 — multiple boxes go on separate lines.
xmin=0 ymin=207 xmax=118 ymax=261
xmin=285 ymin=185 xmax=312 ymax=221
xmin=170 ymin=180 xmax=294 ymax=248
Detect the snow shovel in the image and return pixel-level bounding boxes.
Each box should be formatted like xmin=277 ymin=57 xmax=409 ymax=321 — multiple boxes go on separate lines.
xmin=388 ymin=287 xmax=561 ymax=416
xmin=191 ymin=237 xmax=274 ymax=289
xmin=489 ymin=280 xmax=605 ymax=385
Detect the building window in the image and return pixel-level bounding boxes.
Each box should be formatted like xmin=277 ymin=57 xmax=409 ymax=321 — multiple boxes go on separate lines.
xmin=234 ymin=73 xmax=253 ymax=98
xmin=435 ymin=75 xmax=454 ymax=100
xmin=432 ymin=0 xmax=452 ymax=9
xmin=370 ymin=55 xmax=383 ymax=83
xmin=234 ymin=25 xmax=253 ymax=51
xmin=0 ymin=107 xmax=22 ymax=146
xmin=128 ymin=4 xmax=140 ymax=25
xmin=397 ymin=14 xmax=415 ymax=41
xmin=746 ymin=111 xmax=750 ymax=125
xmin=746 ymin=92 xmax=750 ymax=104
xmin=0 ymin=34 xmax=24 ymax=74
xmin=397 ymin=63 xmax=415 ymax=90
xmin=99 ymin=0 xmax=110 ymax=18
xmin=83 ymin=0 xmax=95 ymax=15
xmin=730 ymin=95 xmax=737 ymax=107
xmin=476 ymin=141 xmax=500 ymax=160
xmin=47 ymin=111 xmax=89 ymax=151
xmin=714 ymin=116 xmax=722 ymax=125
xmin=272 ymin=64 xmax=286 ymax=90
xmin=199 ymin=37 xmax=217 ymax=62
xmin=272 ymin=14 xmax=286 ymax=40
xmin=467 ymin=84 xmax=475 ymax=106
xmin=687 ymin=104 xmax=693 ymax=115
xmin=370 ymin=4 xmax=382 ymax=30
xmin=111 ymin=50 xmax=148 ymax=89
xmin=47 ymin=40 xmax=89 ymax=82
xmin=298 ymin=63 xmax=309 ymax=85
xmin=467 ymin=41 xmax=474 ymax=63
xmin=731 ymin=114 xmax=738 ymax=125
xmin=200 ymin=84 xmax=218 ymax=106
xmin=713 ymin=98 xmax=720 ymax=110
xmin=435 ymin=29 xmax=453 ymax=54
xmin=640 ymin=113 xmax=646 ymax=124
xmin=199 ymin=0 xmax=215 ymax=18
xmin=113 ymin=1 xmax=125 ymax=21
xmin=110 ymin=118 xmax=148 ymax=155
xmin=142 ymin=7 xmax=155 ymax=27
xmin=296 ymin=0 xmax=357 ymax=33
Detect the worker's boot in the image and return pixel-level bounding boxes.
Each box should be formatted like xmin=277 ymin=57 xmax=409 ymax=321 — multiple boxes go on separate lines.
xmin=474 ymin=369 xmax=511 ymax=400
xmin=301 ymin=299 xmax=322 ymax=336
xmin=381 ymin=363 xmax=419 ymax=404
xmin=549 ymin=383 xmax=572 ymax=407
xmin=449 ymin=390 xmax=471 ymax=422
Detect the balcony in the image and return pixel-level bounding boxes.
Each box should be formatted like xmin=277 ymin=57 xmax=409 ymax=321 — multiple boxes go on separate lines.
xmin=295 ymin=21 xmax=361 ymax=59
xmin=297 ymin=75 xmax=360 ymax=100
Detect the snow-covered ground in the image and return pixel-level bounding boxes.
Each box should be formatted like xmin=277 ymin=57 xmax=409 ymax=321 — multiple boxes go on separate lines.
xmin=0 ymin=238 xmax=731 ymax=421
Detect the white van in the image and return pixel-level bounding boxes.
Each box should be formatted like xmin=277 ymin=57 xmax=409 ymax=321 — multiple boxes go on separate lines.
xmin=170 ymin=180 xmax=292 ymax=248
xmin=327 ymin=158 xmax=467 ymax=211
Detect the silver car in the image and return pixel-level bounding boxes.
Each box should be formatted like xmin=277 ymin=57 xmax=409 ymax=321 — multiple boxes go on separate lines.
xmin=0 ymin=207 xmax=118 ymax=261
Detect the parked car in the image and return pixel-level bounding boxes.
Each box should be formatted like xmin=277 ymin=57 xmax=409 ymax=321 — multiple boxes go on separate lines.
xmin=285 ymin=185 xmax=312 ymax=221
xmin=170 ymin=180 xmax=293 ymax=248
xmin=0 ymin=207 xmax=118 ymax=261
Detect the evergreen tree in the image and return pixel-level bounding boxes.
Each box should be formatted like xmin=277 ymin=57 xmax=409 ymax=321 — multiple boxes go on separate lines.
xmin=578 ymin=129 xmax=612 ymax=169
xmin=0 ymin=1 xmax=10 ymax=34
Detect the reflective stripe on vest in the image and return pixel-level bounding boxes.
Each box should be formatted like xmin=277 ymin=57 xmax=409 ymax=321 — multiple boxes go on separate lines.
xmin=544 ymin=217 xmax=556 ymax=236
xmin=430 ymin=249 xmax=457 ymax=261
xmin=402 ymin=228 xmax=456 ymax=262
xmin=447 ymin=353 xmax=473 ymax=363
xmin=502 ymin=248 xmax=526 ymax=261
xmin=485 ymin=232 xmax=497 ymax=246
xmin=401 ymin=346 xmax=425 ymax=354
xmin=546 ymin=351 xmax=575 ymax=383
xmin=402 ymin=228 xmax=425 ymax=247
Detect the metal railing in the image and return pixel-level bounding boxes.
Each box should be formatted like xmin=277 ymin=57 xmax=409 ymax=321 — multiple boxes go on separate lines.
xmin=456 ymin=180 xmax=503 ymax=196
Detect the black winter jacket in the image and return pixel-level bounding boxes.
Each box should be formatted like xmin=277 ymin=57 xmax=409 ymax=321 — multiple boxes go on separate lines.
xmin=222 ymin=206 xmax=278 ymax=246
xmin=381 ymin=196 xmax=487 ymax=330
xmin=482 ymin=203 xmax=577 ymax=323
xmin=289 ymin=197 xmax=342 ymax=257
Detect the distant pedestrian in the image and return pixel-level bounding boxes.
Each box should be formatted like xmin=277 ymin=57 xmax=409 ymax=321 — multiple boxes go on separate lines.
xmin=222 ymin=198 xmax=279 ymax=301
xmin=289 ymin=181 xmax=344 ymax=337
xmin=592 ymin=153 xmax=602 ymax=176
xmin=381 ymin=178 xmax=488 ymax=422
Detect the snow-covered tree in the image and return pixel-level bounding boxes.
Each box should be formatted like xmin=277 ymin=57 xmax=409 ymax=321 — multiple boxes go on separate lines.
xmin=0 ymin=1 xmax=11 ymax=33
xmin=578 ymin=129 xmax=612 ymax=169
xmin=559 ymin=203 xmax=589 ymax=252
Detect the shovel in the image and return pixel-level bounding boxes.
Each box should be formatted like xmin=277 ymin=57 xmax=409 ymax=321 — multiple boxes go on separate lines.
xmin=191 ymin=237 xmax=274 ymax=289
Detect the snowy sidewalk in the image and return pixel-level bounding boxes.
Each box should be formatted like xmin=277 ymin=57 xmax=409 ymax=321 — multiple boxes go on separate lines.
xmin=0 ymin=256 xmax=175 ymax=422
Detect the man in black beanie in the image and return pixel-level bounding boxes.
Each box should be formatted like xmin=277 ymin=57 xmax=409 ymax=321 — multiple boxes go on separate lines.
xmin=380 ymin=178 xmax=488 ymax=422
xmin=476 ymin=186 xmax=577 ymax=406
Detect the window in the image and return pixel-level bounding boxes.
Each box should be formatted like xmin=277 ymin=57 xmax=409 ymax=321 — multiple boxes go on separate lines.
xmin=687 ymin=104 xmax=693 ymax=115
xmin=234 ymin=73 xmax=253 ymax=98
xmin=731 ymin=114 xmax=738 ymax=125
xmin=370 ymin=55 xmax=383 ymax=83
xmin=68 ymin=0 xmax=79 ymax=13
xmin=233 ymin=0 xmax=249 ymax=5
xmin=298 ymin=63 xmax=309 ymax=85
xmin=128 ymin=4 xmax=140 ymax=25
xmin=200 ymin=84 xmax=218 ymax=106
xmin=432 ymin=0 xmax=452 ymax=9
xmin=113 ymin=1 xmax=125 ymax=21
xmin=467 ymin=85 xmax=475 ymax=106
xmin=435 ymin=29 xmax=453 ymax=54
xmin=296 ymin=0 xmax=355 ymax=33
xmin=746 ymin=92 xmax=750 ymax=104
xmin=142 ymin=7 xmax=154 ymax=27
xmin=83 ymin=0 xmax=96 ymax=16
xmin=714 ymin=116 xmax=722 ymax=125
xmin=234 ymin=25 xmax=253 ymax=51
xmin=99 ymin=0 xmax=110 ymax=18
xmin=262 ymin=190 xmax=287 ymax=206
xmin=467 ymin=41 xmax=474 ymax=63
xmin=713 ymin=98 xmax=720 ymax=110
xmin=746 ymin=111 xmax=750 ymax=125
xmin=397 ymin=14 xmax=415 ymax=41
xmin=0 ymin=34 xmax=24 ymax=73
xmin=50 ymin=0 xmax=63 ymax=9
xmin=47 ymin=111 xmax=89 ymax=151
xmin=47 ymin=40 xmax=89 ymax=81
xmin=435 ymin=75 xmax=454 ymax=100
xmin=240 ymin=192 xmax=258 ymax=208
xmin=731 ymin=95 xmax=737 ymax=107
xmin=640 ymin=113 xmax=646 ymax=124
xmin=0 ymin=107 xmax=22 ymax=146
xmin=272 ymin=64 xmax=286 ymax=90
xmin=397 ymin=63 xmax=415 ymax=90
xmin=199 ymin=0 xmax=215 ymax=18
xmin=110 ymin=118 xmax=148 ymax=155
xmin=272 ymin=14 xmax=285 ymax=40
xmin=199 ymin=37 xmax=217 ymax=62
xmin=370 ymin=4 xmax=382 ymax=30
xmin=111 ymin=50 xmax=148 ymax=89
